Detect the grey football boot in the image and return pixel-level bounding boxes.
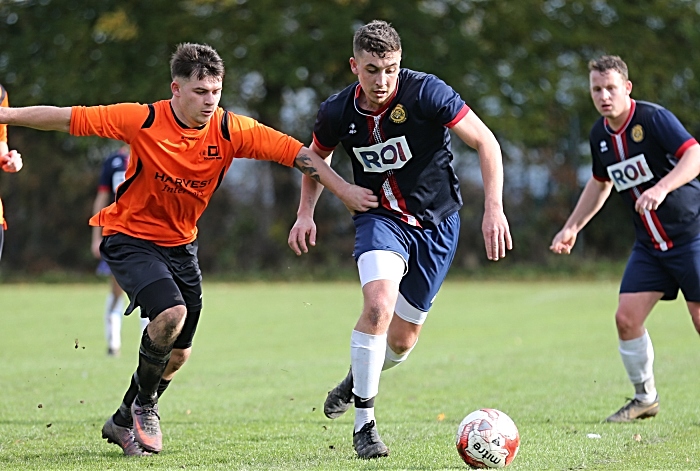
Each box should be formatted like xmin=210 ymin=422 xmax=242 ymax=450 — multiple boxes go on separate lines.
xmin=323 ymin=367 xmax=354 ymax=419
xmin=353 ymin=420 xmax=390 ymax=459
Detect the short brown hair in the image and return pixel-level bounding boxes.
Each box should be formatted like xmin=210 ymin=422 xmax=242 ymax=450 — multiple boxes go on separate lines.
xmin=588 ymin=55 xmax=628 ymax=80
xmin=170 ymin=43 xmax=225 ymax=81
xmin=353 ymin=20 xmax=401 ymax=58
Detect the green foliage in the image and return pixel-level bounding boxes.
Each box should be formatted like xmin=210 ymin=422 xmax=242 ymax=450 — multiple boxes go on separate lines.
xmin=1 ymin=1 xmax=700 ymax=274
xmin=2 ymin=281 xmax=700 ymax=470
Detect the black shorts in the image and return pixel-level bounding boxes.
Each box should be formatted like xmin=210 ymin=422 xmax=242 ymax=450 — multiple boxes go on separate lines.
xmin=100 ymin=232 xmax=203 ymax=348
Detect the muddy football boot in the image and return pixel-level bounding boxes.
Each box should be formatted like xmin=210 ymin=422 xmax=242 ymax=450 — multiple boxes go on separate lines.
xmin=353 ymin=420 xmax=389 ymax=459
xmin=101 ymin=415 xmax=152 ymax=457
xmin=605 ymin=396 xmax=659 ymax=423
xmin=131 ymin=400 xmax=163 ymax=453
xmin=324 ymin=367 xmax=354 ymax=419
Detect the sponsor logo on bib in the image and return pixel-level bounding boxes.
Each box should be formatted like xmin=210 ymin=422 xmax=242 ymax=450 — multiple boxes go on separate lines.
xmin=352 ymin=136 xmax=413 ymax=173
xmin=607 ymin=154 xmax=653 ymax=192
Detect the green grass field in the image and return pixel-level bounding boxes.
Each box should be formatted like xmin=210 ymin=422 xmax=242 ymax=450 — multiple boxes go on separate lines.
xmin=1 ymin=281 xmax=700 ymax=470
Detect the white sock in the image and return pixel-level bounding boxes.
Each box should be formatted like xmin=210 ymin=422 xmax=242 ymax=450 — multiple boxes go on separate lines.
xmin=350 ymin=330 xmax=386 ymax=400
xmin=619 ymin=330 xmax=656 ymax=402
xmin=106 ymin=294 xmax=124 ymax=351
xmin=382 ymin=341 xmax=416 ymax=371
xmin=354 ymin=407 xmax=375 ymax=433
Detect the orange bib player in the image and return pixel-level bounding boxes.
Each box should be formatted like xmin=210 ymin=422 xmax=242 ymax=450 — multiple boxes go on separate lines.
xmin=0 ymin=43 xmax=377 ymax=457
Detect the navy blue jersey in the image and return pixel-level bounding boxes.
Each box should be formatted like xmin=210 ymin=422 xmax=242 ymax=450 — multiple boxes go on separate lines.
xmin=313 ymin=68 xmax=469 ymax=228
xmin=98 ymin=150 xmax=129 ymax=198
xmin=590 ymin=99 xmax=700 ymax=251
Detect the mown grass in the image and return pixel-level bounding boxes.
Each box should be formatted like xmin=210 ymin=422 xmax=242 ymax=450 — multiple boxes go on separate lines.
xmin=1 ymin=281 xmax=699 ymax=470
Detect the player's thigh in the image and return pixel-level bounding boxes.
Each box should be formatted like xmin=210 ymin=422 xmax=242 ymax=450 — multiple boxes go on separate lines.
xmin=167 ymin=241 xmax=203 ymax=349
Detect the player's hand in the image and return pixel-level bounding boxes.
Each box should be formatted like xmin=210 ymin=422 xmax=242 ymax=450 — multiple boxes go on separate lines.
xmin=339 ymin=184 xmax=378 ymax=215
xmin=634 ymin=185 xmax=667 ymax=215
xmin=1 ymin=150 xmax=22 ymax=173
xmin=549 ymin=228 xmax=577 ymax=255
xmin=288 ymin=215 xmax=317 ymax=256
xmin=482 ymin=207 xmax=512 ymax=261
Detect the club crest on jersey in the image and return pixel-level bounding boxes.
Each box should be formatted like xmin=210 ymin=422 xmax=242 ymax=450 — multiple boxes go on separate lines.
xmin=607 ymin=154 xmax=653 ymax=192
xmin=389 ymin=104 xmax=407 ymax=124
xmin=631 ymin=124 xmax=644 ymax=143
xmin=352 ymin=136 xmax=413 ymax=173
xmin=348 ymin=123 xmax=357 ymax=134
xmin=599 ymin=140 xmax=609 ymax=153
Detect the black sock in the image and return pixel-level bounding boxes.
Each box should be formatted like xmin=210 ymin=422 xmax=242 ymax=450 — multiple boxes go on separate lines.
xmin=136 ymin=329 xmax=172 ymax=406
xmin=157 ymin=378 xmax=171 ymax=398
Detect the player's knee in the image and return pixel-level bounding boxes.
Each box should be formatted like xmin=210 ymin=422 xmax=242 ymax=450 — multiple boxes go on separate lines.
xmin=362 ymin=303 xmax=393 ymax=328
xmin=614 ymin=309 xmax=637 ymax=334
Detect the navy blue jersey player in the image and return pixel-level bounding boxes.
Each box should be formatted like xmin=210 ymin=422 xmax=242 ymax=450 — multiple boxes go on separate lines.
xmin=288 ymin=20 xmax=512 ymax=459
xmin=551 ymin=55 xmax=700 ymax=423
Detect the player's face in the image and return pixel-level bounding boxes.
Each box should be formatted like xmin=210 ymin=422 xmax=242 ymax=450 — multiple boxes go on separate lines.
xmin=589 ymin=70 xmax=632 ymax=127
xmin=350 ymin=49 xmax=401 ymax=111
xmin=171 ymin=75 xmax=223 ymax=127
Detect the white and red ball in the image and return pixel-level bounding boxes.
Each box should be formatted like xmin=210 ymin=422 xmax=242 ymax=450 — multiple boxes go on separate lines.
xmin=456 ymin=408 xmax=520 ymax=468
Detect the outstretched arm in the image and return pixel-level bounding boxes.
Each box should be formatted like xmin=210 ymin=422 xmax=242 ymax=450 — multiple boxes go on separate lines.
xmin=550 ymin=177 xmax=613 ymax=255
xmin=451 ymin=110 xmax=512 ymax=261
xmin=0 ymin=106 xmax=72 ymax=132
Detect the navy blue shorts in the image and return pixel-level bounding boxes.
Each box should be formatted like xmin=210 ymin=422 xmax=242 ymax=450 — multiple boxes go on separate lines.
xmin=620 ymin=235 xmax=700 ymax=302
xmin=353 ymin=211 xmax=460 ymax=312
xmin=100 ymin=233 xmax=203 ymax=349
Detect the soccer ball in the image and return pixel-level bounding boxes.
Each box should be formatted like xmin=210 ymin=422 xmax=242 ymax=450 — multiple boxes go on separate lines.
xmin=456 ymin=408 xmax=520 ymax=468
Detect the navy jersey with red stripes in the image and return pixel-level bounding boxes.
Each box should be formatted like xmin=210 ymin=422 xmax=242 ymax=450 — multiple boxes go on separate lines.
xmin=98 ymin=149 xmax=129 ymax=198
xmin=590 ymin=99 xmax=700 ymax=251
xmin=313 ymin=68 xmax=469 ymax=228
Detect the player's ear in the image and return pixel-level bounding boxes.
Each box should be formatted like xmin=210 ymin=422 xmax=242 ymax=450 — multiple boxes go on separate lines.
xmin=171 ymin=80 xmax=180 ymax=97
xmin=626 ymin=80 xmax=633 ymax=95
xmin=349 ymin=57 xmax=359 ymax=75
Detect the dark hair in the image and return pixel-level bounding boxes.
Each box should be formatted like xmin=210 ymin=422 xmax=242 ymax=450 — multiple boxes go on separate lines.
xmin=353 ymin=20 xmax=401 ymax=58
xmin=170 ymin=43 xmax=225 ymax=81
xmin=588 ymin=55 xmax=628 ymax=80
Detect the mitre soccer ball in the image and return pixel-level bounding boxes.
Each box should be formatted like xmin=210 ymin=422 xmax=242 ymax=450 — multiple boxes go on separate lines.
xmin=456 ymin=408 xmax=520 ymax=468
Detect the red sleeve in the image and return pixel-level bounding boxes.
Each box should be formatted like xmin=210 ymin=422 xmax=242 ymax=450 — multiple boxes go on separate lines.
xmin=227 ymin=113 xmax=303 ymax=167
xmin=70 ymin=103 xmax=149 ymax=143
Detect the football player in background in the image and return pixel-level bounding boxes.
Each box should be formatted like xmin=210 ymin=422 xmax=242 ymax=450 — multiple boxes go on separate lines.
xmin=0 ymin=83 xmax=23 ymax=262
xmin=91 ymin=145 xmax=149 ymax=357
xmin=551 ymin=55 xmax=700 ymax=423
xmin=0 ymin=43 xmax=376 ymax=456
xmin=288 ymin=20 xmax=512 ymax=459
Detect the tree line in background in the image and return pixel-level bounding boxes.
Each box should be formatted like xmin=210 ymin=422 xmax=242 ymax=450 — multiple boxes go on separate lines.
xmin=1 ymin=0 xmax=699 ymax=278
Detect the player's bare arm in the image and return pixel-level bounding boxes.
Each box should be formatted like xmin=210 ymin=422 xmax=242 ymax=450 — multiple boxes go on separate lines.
xmin=293 ymin=146 xmax=377 ymax=214
xmin=634 ymin=143 xmax=700 ymax=215
xmin=290 ymin=146 xmax=378 ymax=255
xmin=451 ymin=111 xmax=512 ymax=261
xmin=550 ymin=177 xmax=613 ymax=254
xmin=0 ymin=106 xmax=71 ymax=132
